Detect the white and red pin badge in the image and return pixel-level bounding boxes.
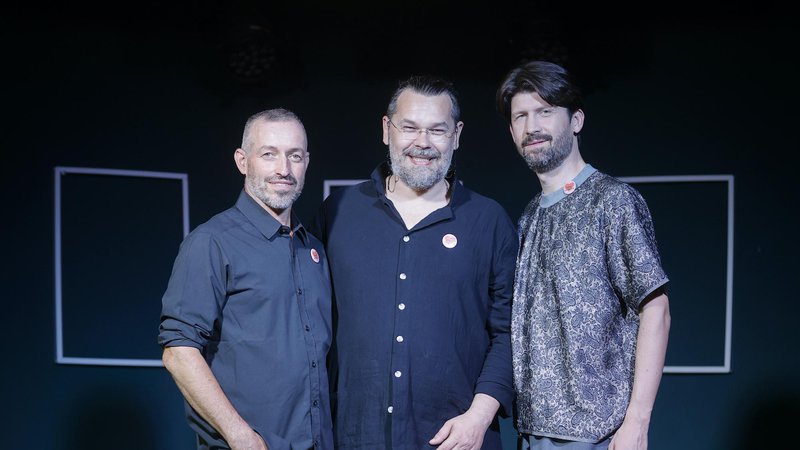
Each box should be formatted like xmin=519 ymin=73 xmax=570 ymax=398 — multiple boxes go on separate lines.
xmin=563 ymin=180 xmax=576 ymax=195
xmin=442 ymin=233 xmax=458 ymax=249
xmin=310 ymin=248 xmax=320 ymax=263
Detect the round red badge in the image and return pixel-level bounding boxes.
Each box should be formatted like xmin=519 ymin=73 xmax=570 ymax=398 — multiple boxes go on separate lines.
xmin=442 ymin=233 xmax=458 ymax=249
xmin=310 ymin=248 xmax=320 ymax=263
xmin=563 ymin=181 xmax=576 ymax=194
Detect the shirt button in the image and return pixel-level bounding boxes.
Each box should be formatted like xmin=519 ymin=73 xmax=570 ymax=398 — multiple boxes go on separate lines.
xmin=297 ymin=288 xmax=303 ymax=295
xmin=311 ymin=361 xmax=317 ymax=367
xmin=396 ymin=335 xmax=404 ymax=342
xmin=313 ymin=400 xmax=318 ymax=406
xmin=394 ymin=370 xmax=402 ymax=378
xmin=399 ymin=273 xmax=407 ymax=280
xmin=387 ymin=406 xmax=394 ymax=413
xmin=398 ymin=303 xmax=406 ymax=310
xmin=403 ymin=236 xmax=410 ymax=242
xmin=305 ymin=325 xmax=311 ymax=331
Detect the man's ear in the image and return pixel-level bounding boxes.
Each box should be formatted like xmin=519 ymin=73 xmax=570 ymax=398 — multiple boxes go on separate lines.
xmin=382 ymin=116 xmax=390 ymax=146
xmin=234 ymin=148 xmax=248 ymax=175
xmin=571 ymin=109 xmax=585 ymax=134
xmin=453 ymin=121 xmax=464 ymax=150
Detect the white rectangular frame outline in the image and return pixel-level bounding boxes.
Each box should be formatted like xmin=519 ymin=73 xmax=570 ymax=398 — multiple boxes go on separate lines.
xmin=619 ymin=175 xmax=734 ymax=374
xmin=54 ymin=166 xmax=190 ymax=367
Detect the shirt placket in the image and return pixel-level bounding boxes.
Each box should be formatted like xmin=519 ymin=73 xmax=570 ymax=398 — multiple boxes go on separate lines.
xmin=287 ymin=230 xmax=324 ymax=448
xmin=389 ymin=229 xmax=413 ymax=441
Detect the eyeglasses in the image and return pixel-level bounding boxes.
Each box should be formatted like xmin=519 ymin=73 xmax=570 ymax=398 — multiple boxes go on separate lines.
xmin=387 ymin=119 xmax=458 ymax=143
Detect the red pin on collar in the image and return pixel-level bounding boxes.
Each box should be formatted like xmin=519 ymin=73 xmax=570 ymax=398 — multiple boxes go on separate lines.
xmin=563 ymin=181 xmax=576 ymax=194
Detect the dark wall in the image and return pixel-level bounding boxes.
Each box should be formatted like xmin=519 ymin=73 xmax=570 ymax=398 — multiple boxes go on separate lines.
xmin=3 ymin=3 xmax=799 ymax=449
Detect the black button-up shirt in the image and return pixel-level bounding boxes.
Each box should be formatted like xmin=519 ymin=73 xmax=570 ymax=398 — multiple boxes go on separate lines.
xmin=313 ymin=164 xmax=517 ymax=450
xmin=159 ymin=190 xmax=333 ymax=450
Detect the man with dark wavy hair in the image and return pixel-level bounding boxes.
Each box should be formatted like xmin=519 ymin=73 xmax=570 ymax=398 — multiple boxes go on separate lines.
xmin=496 ymin=61 xmax=671 ymax=450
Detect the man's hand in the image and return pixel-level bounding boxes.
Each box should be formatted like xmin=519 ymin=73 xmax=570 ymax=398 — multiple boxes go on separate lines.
xmin=609 ymin=416 xmax=648 ymax=450
xmin=428 ymin=393 xmax=498 ymax=450
xmin=228 ymin=430 xmax=268 ymax=450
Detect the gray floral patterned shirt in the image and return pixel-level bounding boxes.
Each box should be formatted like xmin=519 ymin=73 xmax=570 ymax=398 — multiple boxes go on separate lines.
xmin=511 ymin=165 xmax=668 ymax=443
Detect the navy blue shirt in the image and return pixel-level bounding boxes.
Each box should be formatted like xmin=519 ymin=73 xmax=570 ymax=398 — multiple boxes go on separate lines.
xmin=159 ymin=190 xmax=333 ymax=450
xmin=313 ymin=164 xmax=517 ymax=450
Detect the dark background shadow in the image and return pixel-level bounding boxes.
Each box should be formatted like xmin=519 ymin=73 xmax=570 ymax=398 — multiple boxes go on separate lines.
xmin=60 ymin=379 xmax=158 ymax=450
xmin=3 ymin=2 xmax=798 ymax=449
xmin=730 ymin=385 xmax=800 ymax=450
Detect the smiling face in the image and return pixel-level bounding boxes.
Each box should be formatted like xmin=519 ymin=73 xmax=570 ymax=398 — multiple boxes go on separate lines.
xmin=235 ymin=119 xmax=309 ymax=217
xmin=382 ymin=90 xmax=462 ymax=192
xmin=509 ymin=91 xmax=583 ymax=174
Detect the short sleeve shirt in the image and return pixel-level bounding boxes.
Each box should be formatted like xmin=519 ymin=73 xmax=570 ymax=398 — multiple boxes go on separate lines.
xmin=511 ymin=165 xmax=668 ymax=442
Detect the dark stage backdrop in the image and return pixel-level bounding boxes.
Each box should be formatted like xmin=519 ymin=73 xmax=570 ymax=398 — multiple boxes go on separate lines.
xmin=3 ymin=4 xmax=798 ymax=449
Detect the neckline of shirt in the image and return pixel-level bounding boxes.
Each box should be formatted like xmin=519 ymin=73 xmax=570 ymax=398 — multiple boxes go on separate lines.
xmin=538 ymin=164 xmax=597 ymax=208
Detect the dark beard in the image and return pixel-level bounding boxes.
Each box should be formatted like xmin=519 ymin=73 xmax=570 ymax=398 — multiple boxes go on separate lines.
xmin=522 ymin=129 xmax=573 ymax=174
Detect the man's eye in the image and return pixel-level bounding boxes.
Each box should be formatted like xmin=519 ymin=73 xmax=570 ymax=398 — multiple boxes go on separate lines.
xmin=401 ymin=127 xmax=419 ymax=134
xmin=289 ymin=154 xmax=303 ymax=162
xmin=541 ymin=108 xmax=554 ymax=116
xmin=429 ymin=129 xmax=447 ymax=136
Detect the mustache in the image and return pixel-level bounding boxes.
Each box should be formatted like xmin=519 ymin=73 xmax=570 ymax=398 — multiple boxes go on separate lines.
xmin=266 ymin=174 xmax=297 ymax=184
xmin=402 ymin=148 xmax=440 ymax=158
xmin=521 ymin=133 xmax=552 ymax=147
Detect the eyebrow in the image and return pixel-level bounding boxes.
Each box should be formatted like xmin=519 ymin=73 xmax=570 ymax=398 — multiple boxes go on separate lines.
xmin=512 ymin=105 xmax=558 ymax=114
xmin=256 ymin=145 xmax=307 ymax=153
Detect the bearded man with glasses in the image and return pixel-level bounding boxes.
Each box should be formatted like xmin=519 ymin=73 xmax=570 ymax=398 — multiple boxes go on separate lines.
xmin=312 ymin=75 xmax=518 ymax=450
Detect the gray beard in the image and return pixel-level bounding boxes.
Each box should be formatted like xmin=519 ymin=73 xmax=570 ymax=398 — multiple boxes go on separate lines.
xmin=389 ymin=148 xmax=452 ymax=192
xmin=247 ymin=175 xmax=303 ymax=211
xmin=523 ymin=129 xmax=573 ymax=174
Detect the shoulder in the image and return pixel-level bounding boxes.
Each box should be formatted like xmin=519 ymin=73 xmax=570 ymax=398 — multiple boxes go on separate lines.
xmin=321 ymin=180 xmax=373 ymax=209
xmin=455 ymin=185 xmax=516 ymax=229
xmin=313 ymin=180 xmax=375 ymax=239
xmin=317 ymin=179 xmax=377 ymax=228
xmin=184 ymin=206 xmax=246 ymax=244
xmin=521 ymin=194 xmax=541 ymax=215
xmin=587 ymin=173 xmax=656 ymax=231
xmin=590 ymin=172 xmax=648 ymax=208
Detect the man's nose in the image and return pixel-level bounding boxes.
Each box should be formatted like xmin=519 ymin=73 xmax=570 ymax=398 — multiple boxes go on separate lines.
xmin=274 ymin=156 xmax=290 ymax=175
xmin=412 ymin=129 xmax=432 ymax=147
xmin=524 ymin=116 xmax=542 ymax=135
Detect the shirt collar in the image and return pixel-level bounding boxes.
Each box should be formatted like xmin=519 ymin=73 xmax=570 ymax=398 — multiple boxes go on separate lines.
xmin=370 ymin=162 xmax=465 ymax=230
xmin=235 ymin=189 xmax=308 ymax=243
xmin=538 ymin=164 xmax=597 ymax=208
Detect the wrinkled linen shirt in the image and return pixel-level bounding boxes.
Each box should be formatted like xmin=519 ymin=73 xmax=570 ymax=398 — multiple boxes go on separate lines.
xmin=314 ymin=163 xmax=517 ymax=450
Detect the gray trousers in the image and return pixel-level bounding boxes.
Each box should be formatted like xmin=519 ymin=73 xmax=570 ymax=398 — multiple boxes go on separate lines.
xmin=520 ymin=434 xmax=611 ymax=450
